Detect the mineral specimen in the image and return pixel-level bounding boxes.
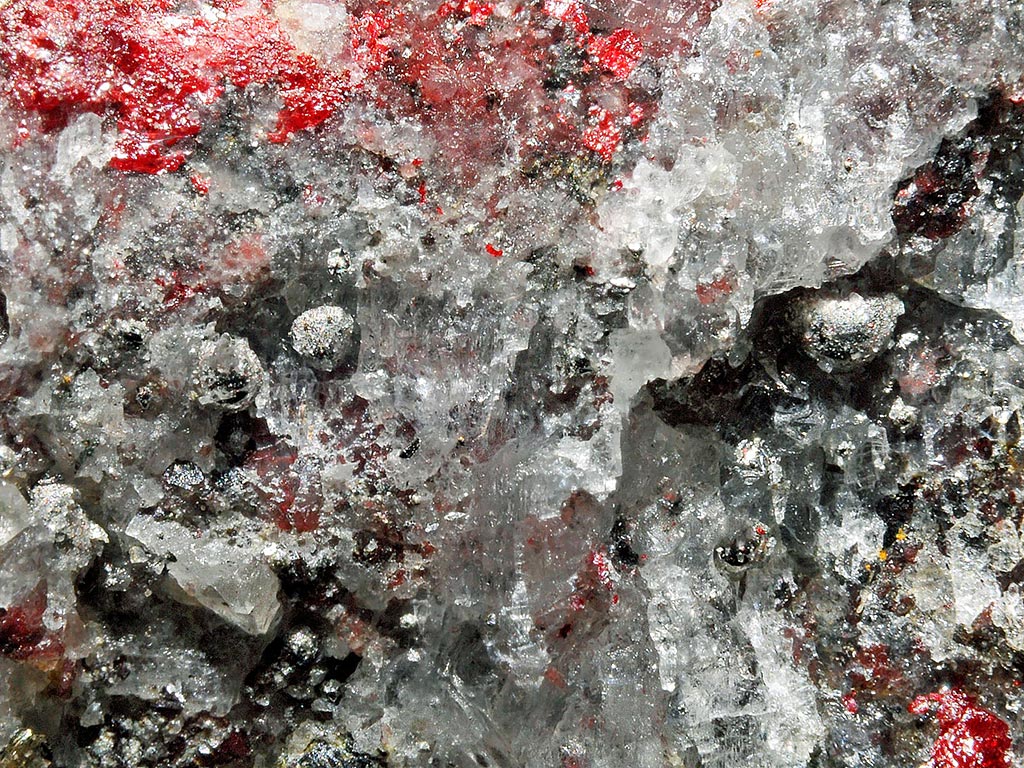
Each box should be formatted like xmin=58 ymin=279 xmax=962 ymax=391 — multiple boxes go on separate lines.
xmin=714 ymin=521 xmax=775 ymax=575
xmin=289 ymin=305 xmax=356 ymax=371
xmin=193 ymin=335 xmax=267 ymax=412
xmin=2 ymin=0 xmax=1024 ymax=765
xmin=790 ymin=291 xmax=905 ymax=373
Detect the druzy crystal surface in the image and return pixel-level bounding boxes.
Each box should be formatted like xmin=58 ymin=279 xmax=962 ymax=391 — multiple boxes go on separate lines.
xmin=2 ymin=0 xmax=1024 ymax=766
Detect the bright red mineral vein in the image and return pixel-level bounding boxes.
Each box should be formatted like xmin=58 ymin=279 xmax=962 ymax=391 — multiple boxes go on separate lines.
xmin=1 ymin=0 xmax=718 ymax=176
xmin=588 ymin=29 xmax=643 ymax=81
xmin=0 ymin=0 xmax=350 ymax=172
xmin=909 ymin=688 xmax=1013 ymax=768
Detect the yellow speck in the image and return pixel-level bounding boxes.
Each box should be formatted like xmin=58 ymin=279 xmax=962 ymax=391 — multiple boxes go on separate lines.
xmin=753 ymin=49 xmax=763 ymax=57
xmin=864 ymin=562 xmax=872 ymax=571
xmin=895 ymin=528 xmax=907 ymax=541
xmin=878 ymin=549 xmax=888 ymax=562
xmin=62 ymin=374 xmax=73 ymax=385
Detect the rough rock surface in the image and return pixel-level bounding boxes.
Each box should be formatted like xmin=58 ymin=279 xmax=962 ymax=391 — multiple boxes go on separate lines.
xmin=2 ymin=0 xmax=1024 ymax=766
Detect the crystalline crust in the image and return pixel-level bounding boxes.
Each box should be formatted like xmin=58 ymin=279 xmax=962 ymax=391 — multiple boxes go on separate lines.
xmin=1 ymin=0 xmax=1024 ymax=766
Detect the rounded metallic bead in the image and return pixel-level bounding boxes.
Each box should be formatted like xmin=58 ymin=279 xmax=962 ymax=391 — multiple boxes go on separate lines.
xmin=714 ymin=521 xmax=775 ymax=575
xmin=791 ymin=292 xmax=904 ymax=373
xmin=290 ymin=305 xmax=355 ymax=371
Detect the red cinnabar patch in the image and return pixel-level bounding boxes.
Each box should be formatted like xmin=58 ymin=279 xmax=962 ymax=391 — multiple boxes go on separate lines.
xmin=910 ymin=688 xmax=1012 ymax=768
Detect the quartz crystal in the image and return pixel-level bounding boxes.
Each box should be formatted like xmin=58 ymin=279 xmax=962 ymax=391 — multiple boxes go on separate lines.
xmin=1 ymin=0 xmax=1024 ymax=766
